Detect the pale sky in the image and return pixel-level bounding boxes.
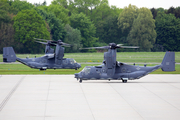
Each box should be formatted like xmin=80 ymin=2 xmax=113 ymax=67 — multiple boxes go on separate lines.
xmin=26 ymin=0 xmax=180 ymax=9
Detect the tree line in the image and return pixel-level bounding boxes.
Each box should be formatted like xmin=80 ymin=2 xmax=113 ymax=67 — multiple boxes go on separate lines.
xmin=0 ymin=0 xmax=180 ymax=53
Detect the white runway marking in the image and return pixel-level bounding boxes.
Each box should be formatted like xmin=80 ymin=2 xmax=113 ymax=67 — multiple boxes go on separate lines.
xmin=0 ymin=75 xmax=180 ymax=120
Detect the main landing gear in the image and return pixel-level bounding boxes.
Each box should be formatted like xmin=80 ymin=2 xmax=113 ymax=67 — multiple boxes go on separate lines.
xmin=79 ymin=79 xmax=82 ymax=83
xmin=122 ymin=80 xmax=127 ymax=83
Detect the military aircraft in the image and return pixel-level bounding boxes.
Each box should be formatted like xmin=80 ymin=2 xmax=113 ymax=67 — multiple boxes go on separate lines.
xmin=75 ymin=43 xmax=175 ymax=83
xmin=3 ymin=39 xmax=81 ymax=70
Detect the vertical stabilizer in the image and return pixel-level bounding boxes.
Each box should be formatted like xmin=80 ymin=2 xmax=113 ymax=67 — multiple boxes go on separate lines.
xmin=161 ymin=52 xmax=175 ymax=71
xmin=3 ymin=47 xmax=17 ymax=62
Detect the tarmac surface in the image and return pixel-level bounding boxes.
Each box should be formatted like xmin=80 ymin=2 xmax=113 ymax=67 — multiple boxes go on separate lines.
xmin=0 ymin=75 xmax=180 ymax=120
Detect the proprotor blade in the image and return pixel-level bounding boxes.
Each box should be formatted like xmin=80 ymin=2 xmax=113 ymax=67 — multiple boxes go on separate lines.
xmin=35 ymin=41 xmax=48 ymax=45
xmin=79 ymin=46 xmax=110 ymax=50
xmin=62 ymin=42 xmax=71 ymax=46
xmin=119 ymin=46 xmax=139 ymax=48
xmin=35 ymin=40 xmax=57 ymax=46
xmin=34 ymin=38 xmax=53 ymax=42
xmin=117 ymin=44 xmax=123 ymax=46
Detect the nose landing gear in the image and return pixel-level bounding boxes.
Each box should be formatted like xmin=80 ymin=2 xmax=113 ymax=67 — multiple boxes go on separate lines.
xmin=79 ymin=79 xmax=82 ymax=83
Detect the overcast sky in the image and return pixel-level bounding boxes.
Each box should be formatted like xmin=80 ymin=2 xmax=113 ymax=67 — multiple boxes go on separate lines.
xmin=26 ymin=0 xmax=179 ymax=9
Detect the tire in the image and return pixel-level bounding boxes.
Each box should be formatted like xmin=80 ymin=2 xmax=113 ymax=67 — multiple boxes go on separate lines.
xmin=122 ymin=80 xmax=127 ymax=83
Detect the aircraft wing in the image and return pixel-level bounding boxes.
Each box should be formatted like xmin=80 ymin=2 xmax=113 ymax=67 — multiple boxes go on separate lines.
xmin=44 ymin=54 xmax=55 ymax=59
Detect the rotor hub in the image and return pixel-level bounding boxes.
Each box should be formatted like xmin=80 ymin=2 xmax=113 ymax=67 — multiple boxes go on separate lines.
xmin=57 ymin=40 xmax=62 ymax=45
xmin=34 ymin=38 xmax=71 ymax=47
xmin=109 ymin=43 xmax=117 ymax=49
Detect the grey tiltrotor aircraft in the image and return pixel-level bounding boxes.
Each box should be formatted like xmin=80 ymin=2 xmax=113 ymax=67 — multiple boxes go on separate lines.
xmin=75 ymin=43 xmax=175 ymax=83
xmin=3 ymin=39 xmax=81 ymax=70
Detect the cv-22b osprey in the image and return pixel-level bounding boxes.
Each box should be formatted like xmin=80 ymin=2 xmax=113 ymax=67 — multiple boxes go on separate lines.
xmin=3 ymin=39 xmax=81 ymax=70
xmin=75 ymin=43 xmax=175 ymax=83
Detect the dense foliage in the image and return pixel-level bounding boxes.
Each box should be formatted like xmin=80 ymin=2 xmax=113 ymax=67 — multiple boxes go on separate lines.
xmin=70 ymin=13 xmax=98 ymax=48
xmin=64 ymin=24 xmax=82 ymax=52
xmin=13 ymin=9 xmax=50 ymax=53
xmin=0 ymin=0 xmax=180 ymax=53
xmin=155 ymin=11 xmax=180 ymax=51
xmin=127 ymin=7 xmax=156 ymax=51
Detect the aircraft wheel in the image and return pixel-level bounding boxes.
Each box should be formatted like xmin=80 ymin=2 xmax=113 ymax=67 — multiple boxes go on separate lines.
xmin=79 ymin=79 xmax=82 ymax=83
xmin=122 ymin=80 xmax=127 ymax=83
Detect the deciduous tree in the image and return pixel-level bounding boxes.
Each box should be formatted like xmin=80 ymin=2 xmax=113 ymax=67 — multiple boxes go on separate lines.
xmin=13 ymin=9 xmax=50 ymax=53
xmin=127 ymin=7 xmax=157 ymax=51
xmin=155 ymin=11 xmax=180 ymax=51
xmin=35 ymin=7 xmax=66 ymax=41
xmin=9 ymin=0 xmax=34 ymax=14
xmin=0 ymin=1 xmax=11 ymax=26
xmin=0 ymin=23 xmax=15 ymax=53
xmin=64 ymin=24 xmax=82 ymax=52
xmin=70 ymin=13 xmax=98 ymax=48
xmin=46 ymin=4 xmax=70 ymax=24
xmin=117 ymin=4 xmax=139 ymax=35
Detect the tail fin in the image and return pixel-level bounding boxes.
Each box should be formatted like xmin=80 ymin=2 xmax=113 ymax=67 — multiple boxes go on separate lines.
xmin=161 ymin=51 xmax=175 ymax=71
xmin=3 ymin=47 xmax=17 ymax=62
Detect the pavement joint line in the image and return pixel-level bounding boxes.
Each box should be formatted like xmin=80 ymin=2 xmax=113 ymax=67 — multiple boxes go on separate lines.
xmin=79 ymin=83 xmax=95 ymax=120
xmin=43 ymin=75 xmax=51 ymax=120
xmin=139 ymin=76 xmax=180 ymax=111
xmin=108 ymin=82 xmax=145 ymax=120
xmin=0 ymin=76 xmax=25 ymax=112
xmin=153 ymin=75 xmax=180 ymax=90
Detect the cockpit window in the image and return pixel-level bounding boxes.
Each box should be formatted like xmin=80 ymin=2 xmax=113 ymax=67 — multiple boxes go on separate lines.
xmin=74 ymin=59 xmax=76 ymax=63
xmin=69 ymin=58 xmax=75 ymax=64
xmin=82 ymin=66 xmax=91 ymax=75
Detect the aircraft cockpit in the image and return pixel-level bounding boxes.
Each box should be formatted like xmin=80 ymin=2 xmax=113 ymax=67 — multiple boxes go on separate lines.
xmin=81 ymin=66 xmax=91 ymax=75
xmin=69 ymin=58 xmax=76 ymax=65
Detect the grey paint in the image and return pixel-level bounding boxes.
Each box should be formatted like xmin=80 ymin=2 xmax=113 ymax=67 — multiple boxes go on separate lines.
xmin=75 ymin=43 xmax=175 ymax=83
xmin=3 ymin=47 xmax=81 ymax=70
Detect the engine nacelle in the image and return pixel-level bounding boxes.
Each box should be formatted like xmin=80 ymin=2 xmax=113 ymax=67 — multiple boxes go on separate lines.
xmin=55 ymin=45 xmax=64 ymax=64
xmin=104 ymin=49 xmax=116 ymax=77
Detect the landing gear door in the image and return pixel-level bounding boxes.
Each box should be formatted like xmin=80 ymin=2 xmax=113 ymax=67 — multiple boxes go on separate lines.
xmin=121 ymin=67 xmax=129 ymax=79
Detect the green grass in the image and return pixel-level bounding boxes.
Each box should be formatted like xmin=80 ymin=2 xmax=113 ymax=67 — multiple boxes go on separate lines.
xmin=65 ymin=52 xmax=180 ymax=63
xmin=0 ymin=64 xmax=180 ymax=75
xmin=0 ymin=52 xmax=180 ymax=74
xmin=0 ymin=64 xmax=95 ymax=75
xmin=1 ymin=52 xmax=180 ymax=63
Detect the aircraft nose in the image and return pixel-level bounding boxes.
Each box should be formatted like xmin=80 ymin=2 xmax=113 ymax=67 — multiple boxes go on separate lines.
xmin=74 ymin=73 xmax=81 ymax=80
xmin=75 ymin=73 xmax=79 ymax=78
xmin=76 ymin=63 xmax=81 ymax=68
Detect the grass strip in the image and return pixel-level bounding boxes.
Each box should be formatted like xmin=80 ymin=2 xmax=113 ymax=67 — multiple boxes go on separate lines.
xmin=0 ymin=52 xmax=180 ymax=63
xmin=0 ymin=64 xmax=179 ymax=75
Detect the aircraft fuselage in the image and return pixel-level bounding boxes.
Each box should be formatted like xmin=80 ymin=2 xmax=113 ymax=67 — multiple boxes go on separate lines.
xmin=75 ymin=63 xmax=161 ymax=81
xmin=16 ymin=55 xmax=81 ymax=70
